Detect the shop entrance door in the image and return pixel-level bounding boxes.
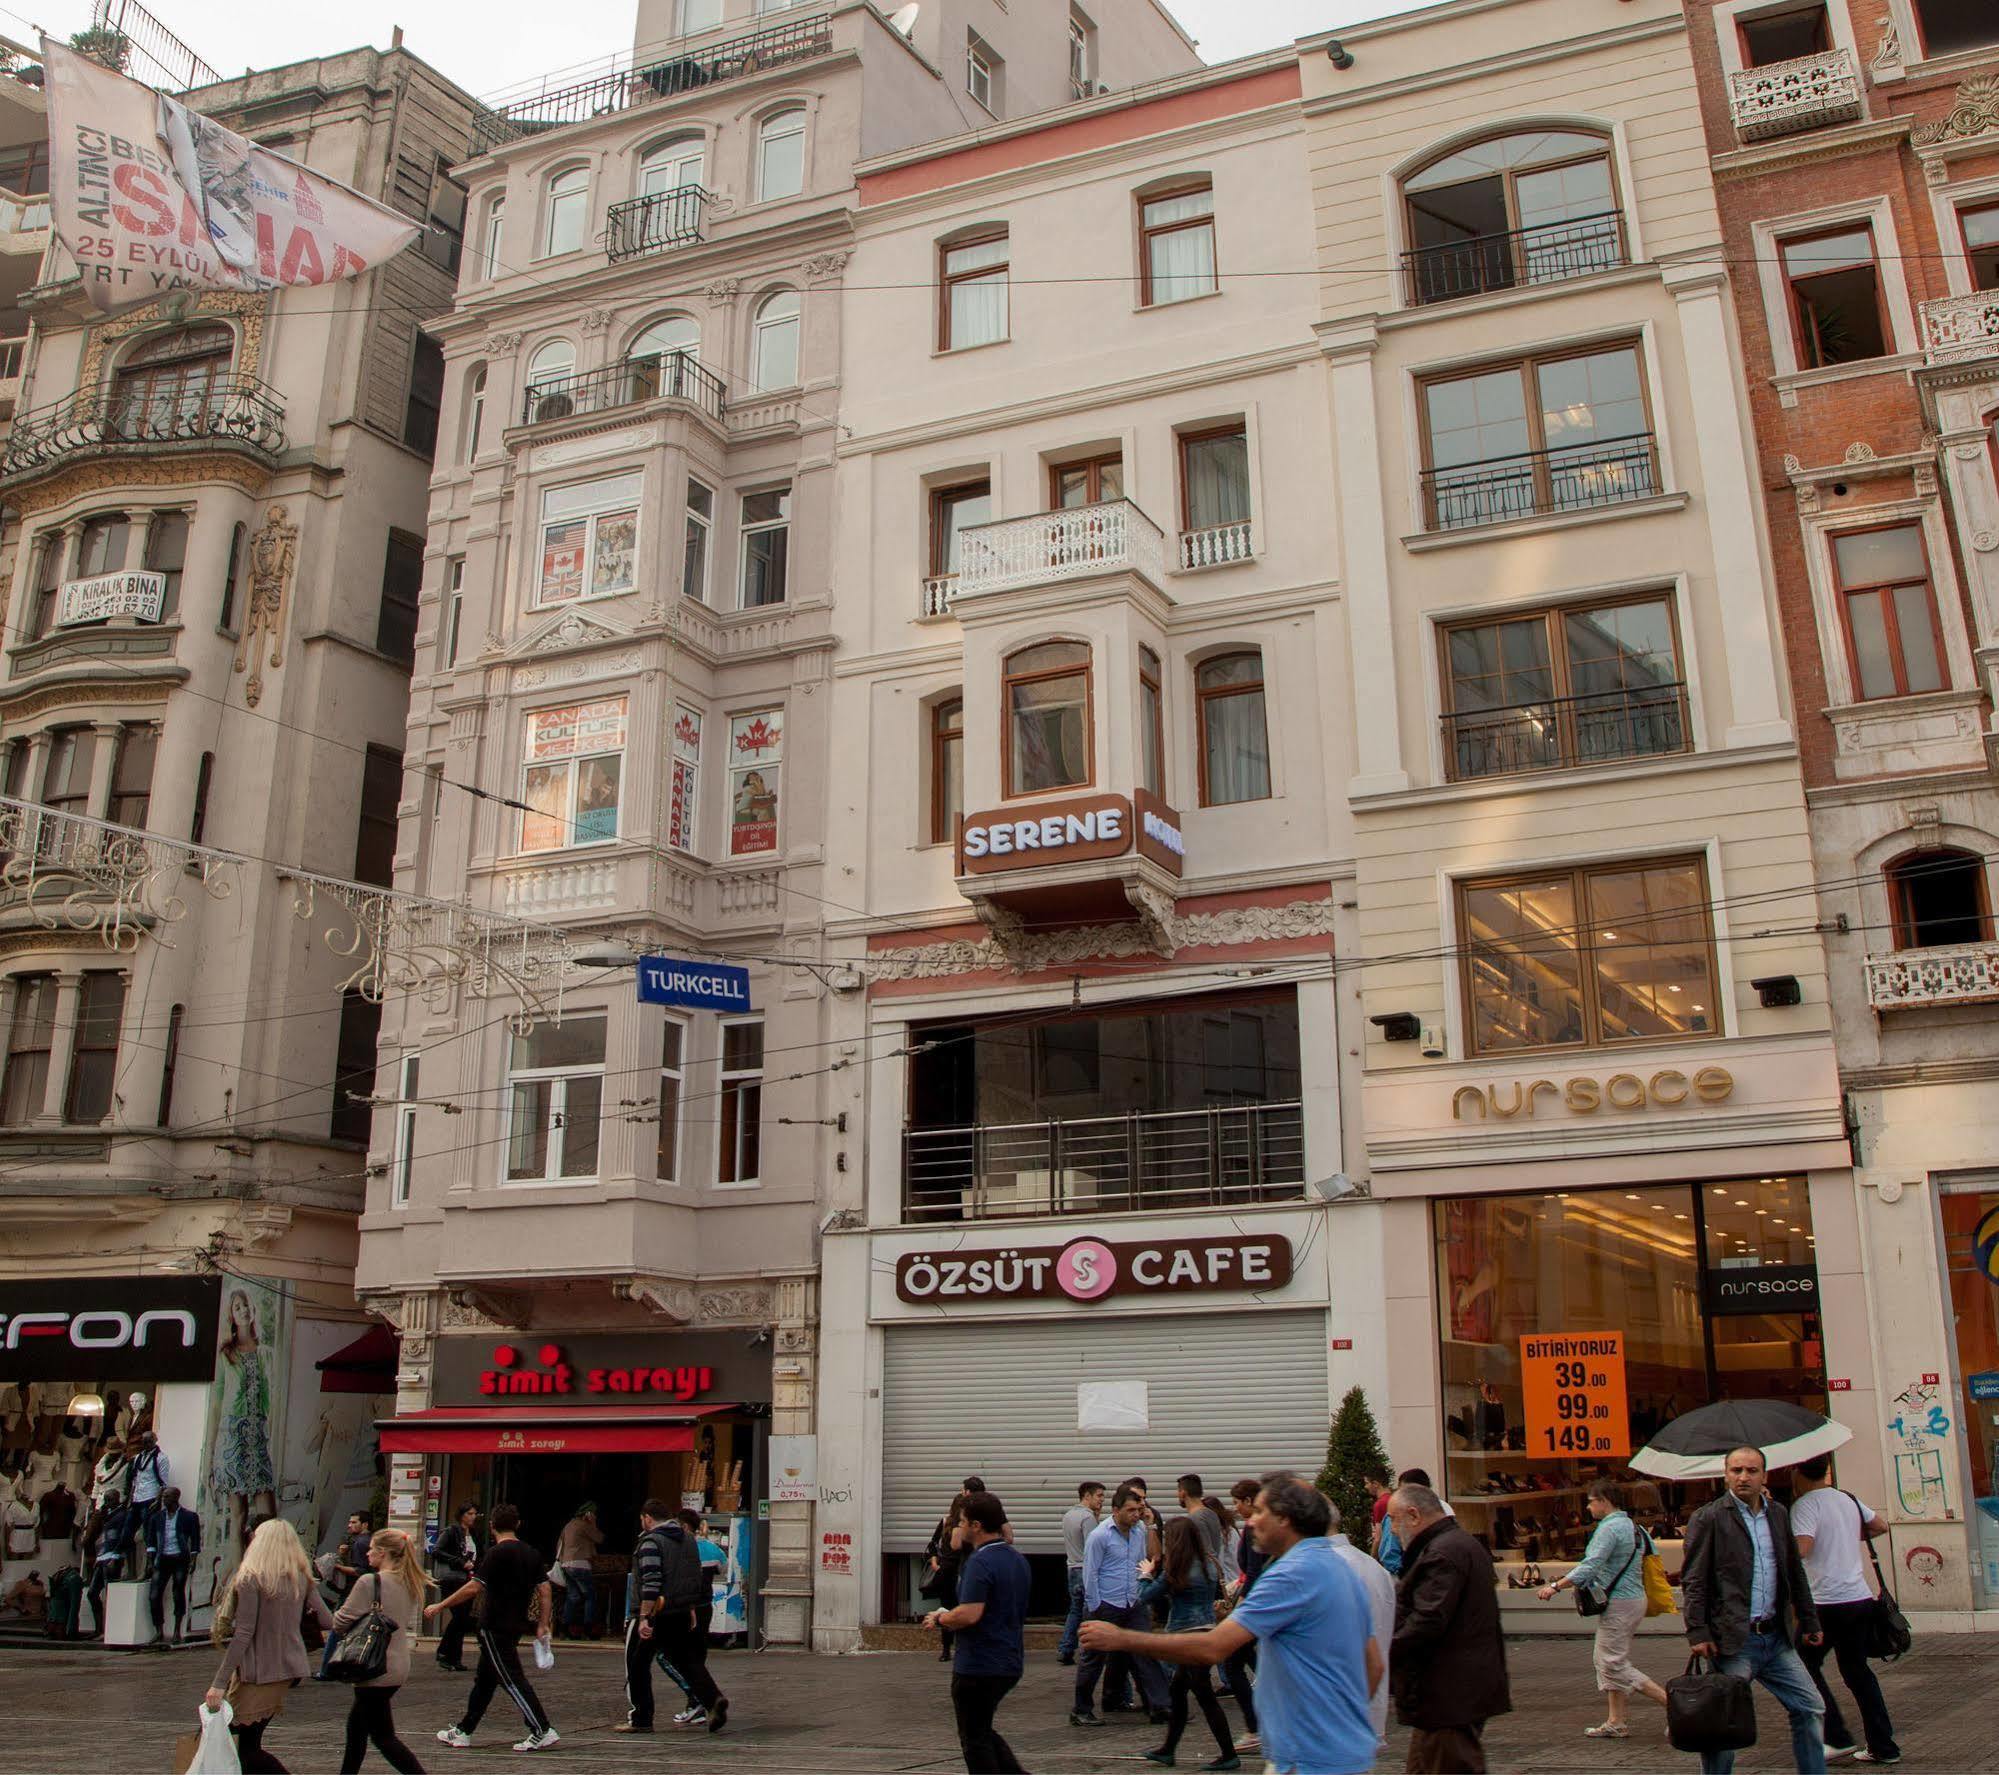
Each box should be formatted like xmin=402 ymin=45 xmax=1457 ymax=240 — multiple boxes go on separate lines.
xmin=1941 ymin=1179 xmax=1999 ymax=1608
xmin=492 ymin=1453 xmax=647 ymax=1572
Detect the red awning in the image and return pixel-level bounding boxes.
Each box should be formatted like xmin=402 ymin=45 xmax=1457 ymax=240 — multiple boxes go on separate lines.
xmin=376 ymin=1403 xmax=734 ymax=1457
xmin=316 ymin=1323 xmax=399 ymax=1395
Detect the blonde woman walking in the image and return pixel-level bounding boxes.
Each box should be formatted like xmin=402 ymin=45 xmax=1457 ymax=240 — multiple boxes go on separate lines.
xmin=333 ymin=1527 xmax=431 ymax=1773
xmin=1537 ymin=1480 xmax=1667 ymax=1738
xmin=205 ymin=1517 xmax=336 ymax=1773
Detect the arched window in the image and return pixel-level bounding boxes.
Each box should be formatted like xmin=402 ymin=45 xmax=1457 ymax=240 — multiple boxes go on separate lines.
xmin=751 ymin=290 xmax=801 ymax=392
xmin=525 ymin=340 xmax=577 ymax=423
xmin=1403 ymin=128 xmax=1621 ymax=305
xmin=629 ymin=316 xmax=701 ymax=402
xmin=1197 ymin=650 xmax=1270 ymax=806
xmin=464 ymin=365 xmax=488 ymax=461
xmin=479 ymin=195 xmax=506 ymax=279
xmin=629 ymin=137 xmax=708 ymax=255
xmin=543 ymin=166 xmax=589 ymax=257
xmin=110 ymin=324 xmax=234 ymax=438
xmin=1887 ymin=848 xmax=1992 ymax=950
xmin=640 ymin=137 xmax=705 ymax=196
xmin=757 ymin=108 xmax=807 ymax=203
xmin=1004 ymin=641 xmax=1091 ymax=796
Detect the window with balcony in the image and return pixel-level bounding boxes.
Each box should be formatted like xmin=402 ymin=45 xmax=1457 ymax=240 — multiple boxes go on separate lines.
xmin=331 ymin=989 xmax=382 ymax=1143
xmin=931 ymin=697 xmax=964 ymax=844
xmin=542 ymin=167 xmax=589 ymax=257
xmin=1739 ymin=1 xmax=1831 ymax=62
xmin=929 ymin=479 xmax=991 ymax=601
xmin=520 ymin=697 xmax=627 ymax=853
xmin=1179 ymin=423 xmax=1251 ymax=567
xmin=189 ymin=753 xmax=213 ymax=847
xmin=1139 ymin=647 xmax=1164 ymax=797
xmin=24 ymin=533 xmax=61 ymax=641
xmin=506 ymin=1012 xmax=606 ymax=1183
xmin=1912 ymin=0 xmax=1998 ymax=57
xmin=740 ymin=486 xmax=791 ymax=608
xmin=683 ymin=477 xmax=714 ymax=603
xmin=0 ymin=140 xmax=49 ymax=196
xmin=1403 ymin=129 xmax=1621 ymax=306
xmin=0 ymin=975 xmax=54 ymax=1125
xmin=1441 ymin=594 xmax=1688 ymax=781
xmin=390 ymin=1053 xmax=419 ymax=1206
xmin=1052 ymin=451 xmax=1123 ymax=507
xmin=110 ymin=325 xmax=233 ymax=437
xmin=41 ymin=727 xmax=93 ymax=824
xmin=757 ymin=109 xmax=807 ymax=202
xmin=641 ymin=137 xmax=705 ymax=197
xmin=63 ymin=971 xmax=125 ymax=1124
xmin=903 ymin=988 xmax=1304 ymax=1222
xmin=657 ymin=1017 xmax=686 ymax=1181
xmin=478 ymin=196 xmax=505 ymax=280
xmin=524 ymin=340 xmax=576 ymax=422
xmin=629 ymin=315 xmax=701 ymax=402
xmin=1833 ymin=524 xmax=1946 ymax=700
xmin=404 ymin=333 xmax=444 ymax=456
xmin=536 ymin=472 xmax=640 ymax=608
xmin=376 ymin=529 xmax=423 ymax=666
xmin=751 ymin=289 xmax=801 ymax=391
xmin=682 ymin=0 xmax=722 ymax=27
xmin=1961 ymin=203 xmax=1999 ymax=290
xmin=1005 ymin=641 xmax=1092 ymax=796
xmin=353 ymin=743 xmax=402 ymax=888
xmin=1887 ymin=847 xmax=1991 ymax=949
xmin=1419 ymin=343 xmax=1657 ymax=531
xmin=108 ymin=722 xmax=157 ymax=830
xmin=620 ymin=138 xmax=708 ymax=259
xmin=717 ymin=1017 xmax=765 ymax=1185
xmin=1784 ymin=227 xmax=1889 ymax=367
xmin=940 ymin=231 xmax=1008 ymax=351
xmin=1197 ymin=651 xmax=1270 ymax=806
xmin=1459 ymin=855 xmax=1718 ymax=1056
xmin=1139 ymin=179 xmax=1217 ymax=306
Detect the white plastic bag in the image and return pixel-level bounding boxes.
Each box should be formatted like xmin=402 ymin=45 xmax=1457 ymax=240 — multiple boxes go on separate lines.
xmin=533 ymin=1635 xmax=554 ymax=1672
xmin=188 ymin=1702 xmax=240 ymax=1775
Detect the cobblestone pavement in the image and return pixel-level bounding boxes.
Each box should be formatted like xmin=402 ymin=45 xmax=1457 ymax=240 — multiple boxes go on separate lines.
xmin=0 ymin=1632 xmax=1992 ymax=1774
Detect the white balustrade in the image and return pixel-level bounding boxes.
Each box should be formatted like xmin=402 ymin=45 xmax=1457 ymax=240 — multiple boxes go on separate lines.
xmin=1178 ymin=519 xmax=1254 ymax=570
xmin=919 ymin=573 xmax=957 ymax=618
xmin=956 ymin=499 xmax=1167 ymax=597
xmin=1919 ymin=291 xmax=1999 ymax=366
xmin=1726 ymin=49 xmax=1861 ymax=141
xmin=1866 ymin=942 xmax=1999 ymax=1011
xmin=497 ymin=855 xmax=621 ymax=916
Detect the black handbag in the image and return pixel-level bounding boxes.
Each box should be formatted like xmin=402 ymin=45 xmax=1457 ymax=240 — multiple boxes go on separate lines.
xmin=1667 ymin=1653 xmax=1758 ymax=1753
xmin=1847 ymin=1496 xmax=1913 ymax=1661
xmin=1574 ymin=1530 xmax=1642 ymax=1618
xmin=324 ymin=1575 xmax=395 ymax=1684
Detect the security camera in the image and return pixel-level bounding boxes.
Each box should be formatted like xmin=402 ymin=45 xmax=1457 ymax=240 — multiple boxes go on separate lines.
xmin=1420 ymin=1026 xmax=1446 ymax=1059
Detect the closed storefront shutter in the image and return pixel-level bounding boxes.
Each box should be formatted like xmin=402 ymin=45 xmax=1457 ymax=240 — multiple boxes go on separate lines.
xmin=882 ymin=1310 xmax=1329 ymax=1554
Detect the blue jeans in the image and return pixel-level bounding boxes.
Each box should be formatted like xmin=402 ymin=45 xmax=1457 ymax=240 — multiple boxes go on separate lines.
xmin=561 ymin=1566 xmax=595 ymax=1635
xmin=1699 ymin=1630 xmax=1826 ymax=1775
xmin=1057 ymin=1567 xmax=1084 ymax=1660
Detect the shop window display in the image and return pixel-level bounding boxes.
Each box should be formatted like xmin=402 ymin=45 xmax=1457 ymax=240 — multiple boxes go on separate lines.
xmin=1437 ymin=1178 xmax=1824 ymax=1585
xmin=1942 ymin=1181 xmax=1999 ymax=1608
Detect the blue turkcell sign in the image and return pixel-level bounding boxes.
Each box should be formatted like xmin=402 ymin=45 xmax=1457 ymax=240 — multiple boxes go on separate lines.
xmin=636 ymin=956 xmax=753 ymax=1013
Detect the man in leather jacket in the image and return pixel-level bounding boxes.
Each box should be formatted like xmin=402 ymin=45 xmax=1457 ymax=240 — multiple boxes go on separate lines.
xmin=1681 ymin=1446 xmax=1826 ymax=1775
xmin=432 ymin=1502 xmax=481 ymax=1671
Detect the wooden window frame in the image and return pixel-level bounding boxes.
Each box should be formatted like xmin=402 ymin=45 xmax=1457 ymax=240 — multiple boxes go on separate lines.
xmin=930 ymin=697 xmax=964 ymax=845
xmin=0 ymin=973 xmax=54 ymax=1126
xmin=25 ymin=532 xmax=62 ymax=641
xmin=1830 ymin=519 xmax=1948 ymax=701
xmin=1887 ymin=847 xmax=1993 ymax=949
xmin=107 ymin=721 xmax=158 ymax=831
xmin=717 ymin=1015 xmax=765 ymax=1186
xmin=1957 ymin=198 xmax=1999 ymax=293
xmin=938 ymin=230 xmax=1009 ymax=352
xmin=63 ymin=970 xmax=126 ymax=1124
xmin=1002 ymin=640 xmax=1095 ymax=800
xmin=1455 ymin=853 xmax=1721 ymax=1058
xmin=928 ymin=480 xmax=992 ymax=576
xmin=1782 ymin=224 xmax=1891 ymax=370
xmin=1137 ymin=178 xmax=1216 ymax=308
xmin=1139 ymin=646 xmax=1165 ymax=799
xmin=157 ymin=1002 xmax=184 ymax=1129
xmin=1909 ymin=0 xmax=1999 ymax=60
xmin=1177 ymin=422 xmax=1250 ymax=533
xmin=1436 ymin=592 xmax=1690 ymax=782
xmin=1403 ymin=133 xmax=1619 ymax=255
xmin=40 ymin=726 xmax=94 ymax=822
xmin=1194 ymin=649 xmax=1270 ymax=808
xmin=1048 ymin=452 xmax=1124 ymax=508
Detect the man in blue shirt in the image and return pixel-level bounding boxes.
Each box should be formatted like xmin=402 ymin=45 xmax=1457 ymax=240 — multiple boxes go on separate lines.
xmin=1082 ymin=1472 xmax=1382 ymax=1775
xmin=926 ymin=1491 xmax=1032 ymax=1773
xmin=1071 ymin=1483 xmax=1170 ymax=1726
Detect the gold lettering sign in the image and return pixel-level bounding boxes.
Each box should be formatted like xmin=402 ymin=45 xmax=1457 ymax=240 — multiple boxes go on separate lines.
xmin=1453 ymin=1067 xmax=1733 ymax=1121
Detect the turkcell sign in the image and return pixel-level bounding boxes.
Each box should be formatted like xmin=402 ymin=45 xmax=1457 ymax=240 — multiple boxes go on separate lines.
xmin=636 ymin=955 xmax=753 ymax=1013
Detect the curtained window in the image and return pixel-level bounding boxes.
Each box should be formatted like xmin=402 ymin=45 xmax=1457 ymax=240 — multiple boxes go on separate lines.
xmin=1181 ymin=425 xmax=1250 ymax=533
xmin=1005 ymin=641 xmax=1091 ymax=795
xmin=940 ymin=232 xmax=1008 ymax=350
xmin=1197 ymin=651 xmax=1269 ymax=805
xmin=1140 ymin=181 xmax=1216 ymax=306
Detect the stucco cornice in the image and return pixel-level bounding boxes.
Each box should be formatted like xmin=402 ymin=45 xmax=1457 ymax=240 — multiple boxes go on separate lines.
xmin=1805 ymin=766 xmax=1992 ymax=809
xmin=1710 ymin=116 xmax=1913 ymax=179
xmin=1349 ymin=740 xmax=1802 ymax=815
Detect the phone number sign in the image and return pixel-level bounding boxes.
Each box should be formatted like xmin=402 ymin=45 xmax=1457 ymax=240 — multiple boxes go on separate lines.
xmin=1520 ymin=1331 xmax=1630 ymax=1459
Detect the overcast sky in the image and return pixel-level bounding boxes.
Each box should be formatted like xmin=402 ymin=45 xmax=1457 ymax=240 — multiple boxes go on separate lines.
xmin=20 ymin=0 xmax=1428 ymax=101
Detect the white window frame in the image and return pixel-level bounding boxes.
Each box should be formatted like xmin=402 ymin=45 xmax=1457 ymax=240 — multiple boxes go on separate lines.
xmin=534 ymin=472 xmax=642 ymax=609
xmin=542 ymin=168 xmax=589 ymax=259
xmin=657 ymin=1014 xmax=687 ymax=1182
xmin=519 ymin=697 xmax=628 ymax=854
xmin=751 ymin=289 xmax=801 ymax=391
xmin=683 ymin=476 xmax=714 ymax=603
xmin=716 ymin=1014 xmax=764 ymax=1188
xmin=391 ymin=1053 xmax=419 ymax=1207
xmin=442 ymin=558 xmax=465 ymax=670
xmin=968 ymin=39 xmax=994 ymax=112
xmin=1710 ymin=0 xmax=1863 ymax=81
xmin=465 ymin=366 xmax=487 ymax=462
xmin=1069 ymin=10 xmax=1093 ymax=98
xmin=756 ymin=109 xmax=807 ymax=204
xmin=480 ymin=196 xmax=506 ymax=280
xmin=739 ymin=487 xmax=791 ymax=609
xmin=1931 ymin=169 xmax=1999 ymax=297
xmin=503 ymin=1014 xmax=607 ymax=1186
xmin=1750 ymin=195 xmax=1919 ymax=386
xmin=640 ymin=138 xmax=706 ymax=197
xmin=681 ymin=0 xmax=723 ymax=32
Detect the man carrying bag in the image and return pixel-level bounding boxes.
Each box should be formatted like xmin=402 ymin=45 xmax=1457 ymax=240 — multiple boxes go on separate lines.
xmin=1677 ymin=1446 xmax=1826 ymax=1774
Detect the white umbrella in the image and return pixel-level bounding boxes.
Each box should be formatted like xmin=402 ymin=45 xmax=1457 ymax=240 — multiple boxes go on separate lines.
xmin=1629 ymin=1400 xmax=1851 ymax=1480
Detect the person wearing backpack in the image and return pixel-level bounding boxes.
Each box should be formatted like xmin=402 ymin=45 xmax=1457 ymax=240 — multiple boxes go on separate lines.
xmin=1789 ymin=1456 xmax=1900 ymax=1765
xmin=329 ymin=1526 xmax=431 ymax=1773
xmin=1535 ymin=1480 xmax=1668 ymax=1738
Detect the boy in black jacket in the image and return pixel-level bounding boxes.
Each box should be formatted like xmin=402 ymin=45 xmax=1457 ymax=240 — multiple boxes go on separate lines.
xmin=618 ymin=1497 xmax=728 ymax=1734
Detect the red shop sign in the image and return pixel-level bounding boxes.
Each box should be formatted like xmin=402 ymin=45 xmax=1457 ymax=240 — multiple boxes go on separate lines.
xmin=477 ymin=1342 xmax=715 ymax=1403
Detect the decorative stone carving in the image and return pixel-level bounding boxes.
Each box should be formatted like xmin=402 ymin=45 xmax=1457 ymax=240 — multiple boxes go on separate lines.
xmin=531 ymin=610 xmax=620 ymax=654
xmin=1905 ymin=801 xmax=1944 ymax=848
xmin=1915 ymin=76 xmax=1999 ymax=147
xmin=442 ymin=1287 xmax=530 ymax=1328
xmin=775 ymin=1325 xmax=815 ymax=1354
xmin=77 ymin=289 xmax=268 ymax=393
xmin=484 ymin=330 xmax=524 ymax=353
xmin=697 ymin=1286 xmax=773 ymax=1324
xmin=234 ymin=504 xmax=298 ymax=710
xmin=616 ymin=1279 xmax=697 ymax=1323
xmin=1914 ymin=459 xmax=1938 ymax=495
xmin=1870 ymin=13 xmax=1903 ymax=79
xmin=0 ymin=679 xmax=170 ymax=726
xmin=803 ymin=250 xmax=851 ymax=281
xmin=1782 ymin=453 xmax=1802 ymax=475
xmin=1844 ymin=442 xmax=1877 ymax=463
xmin=702 ymin=277 xmax=740 ymax=304
xmin=1796 ymin=482 xmax=1822 ymax=514
xmin=10 ymin=450 xmax=271 ymax=514
xmin=236 ymin=1203 xmax=294 ymax=1251
xmin=1973 ymin=529 xmax=1998 ymax=553
xmin=578 ymin=308 xmax=615 ymax=333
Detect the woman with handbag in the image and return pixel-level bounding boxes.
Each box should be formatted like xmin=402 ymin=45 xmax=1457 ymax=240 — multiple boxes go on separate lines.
xmin=1139 ymin=1514 xmax=1240 ymax=1770
xmin=1537 ymin=1480 xmax=1668 ymax=1737
xmin=204 ymin=1517 xmax=336 ymax=1773
xmin=923 ymin=1488 xmax=971 ymax=1662
xmin=331 ymin=1527 xmax=431 ymax=1773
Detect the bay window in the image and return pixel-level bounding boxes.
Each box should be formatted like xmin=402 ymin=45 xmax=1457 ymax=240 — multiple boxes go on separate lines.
xmin=1004 ymin=641 xmax=1092 ymax=795
xmin=520 ymin=697 xmax=627 ymax=853
xmin=0 ymin=974 xmax=55 ymax=1125
xmin=1139 ymin=647 xmax=1164 ymax=798
xmin=64 ymin=972 xmax=124 ymax=1123
xmin=683 ymin=478 xmax=714 ymax=603
xmin=506 ymin=1013 xmax=606 ymax=1183
xmin=728 ymin=709 xmax=784 ymax=856
xmin=536 ymin=472 xmax=640 ymax=607
xmin=740 ymin=486 xmax=791 ymax=608
xmin=108 ymin=722 xmax=158 ymax=830
xmin=752 ymin=289 xmax=801 ymax=391
xmin=657 ymin=1018 xmax=686 ymax=1182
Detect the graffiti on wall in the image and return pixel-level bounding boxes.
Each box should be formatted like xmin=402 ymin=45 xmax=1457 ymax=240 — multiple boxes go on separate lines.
xmin=1886 ymin=1374 xmax=1953 ymax=1517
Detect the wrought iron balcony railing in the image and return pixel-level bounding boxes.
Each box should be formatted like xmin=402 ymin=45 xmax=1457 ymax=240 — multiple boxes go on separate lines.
xmin=903 ymin=1100 xmax=1307 ymax=1224
xmin=1866 ymin=942 xmax=1999 ymax=1012
xmin=472 ymin=13 xmax=834 ymax=150
xmin=1443 ymin=682 xmax=1689 ymax=781
xmin=519 ymin=350 xmax=724 ymax=426
xmin=956 ymin=498 xmax=1167 ymax=597
xmin=1726 ymin=48 xmax=1862 ymax=143
xmin=1422 ymin=433 xmax=1661 ymax=532
xmin=1919 ymin=289 xmax=1999 ymax=366
xmin=1403 ymin=212 xmax=1628 ymax=307
xmin=1 ymin=378 xmax=287 ymax=479
xmin=606 ymin=186 xmax=715 ymax=262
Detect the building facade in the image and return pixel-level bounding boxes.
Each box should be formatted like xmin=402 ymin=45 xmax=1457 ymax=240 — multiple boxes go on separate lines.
xmin=1684 ymin=0 xmax=1999 ymax=1612
xmin=0 ymin=42 xmax=478 ymax=1622
xmin=359 ymin=0 xmax=1200 ymax=1649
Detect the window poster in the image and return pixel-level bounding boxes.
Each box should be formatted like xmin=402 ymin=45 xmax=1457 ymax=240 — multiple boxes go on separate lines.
xmin=592 ymin=509 xmax=638 ymax=595
xmin=669 ymin=704 xmax=702 ymax=853
xmin=527 ymin=698 xmax=628 ymax=762
xmin=729 ymin=709 xmax=784 ymax=857
xmin=539 ymin=518 xmax=587 ymax=605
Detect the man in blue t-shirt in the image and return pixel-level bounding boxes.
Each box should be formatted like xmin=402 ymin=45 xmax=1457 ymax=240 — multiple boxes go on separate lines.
xmin=1081 ymin=1471 xmax=1381 ymax=1775
xmin=925 ymin=1491 xmax=1032 ymax=1773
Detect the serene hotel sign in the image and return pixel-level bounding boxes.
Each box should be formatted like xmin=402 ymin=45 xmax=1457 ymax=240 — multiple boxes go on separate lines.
xmin=1453 ymin=1065 xmax=1734 ymax=1120
xmin=57 ymin=570 xmax=165 ymax=627
xmin=956 ymin=789 xmax=1184 ymax=878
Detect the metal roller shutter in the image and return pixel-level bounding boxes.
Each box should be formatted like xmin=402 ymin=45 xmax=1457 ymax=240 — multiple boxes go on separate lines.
xmin=882 ymin=1310 xmax=1329 ymax=1555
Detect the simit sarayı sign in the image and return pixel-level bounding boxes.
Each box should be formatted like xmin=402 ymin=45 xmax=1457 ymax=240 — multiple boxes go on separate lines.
xmin=894 ymin=1233 xmax=1292 ymax=1305
xmin=430 ymin=1330 xmax=773 ymax=1408
xmin=474 ymin=1342 xmax=712 ymax=1402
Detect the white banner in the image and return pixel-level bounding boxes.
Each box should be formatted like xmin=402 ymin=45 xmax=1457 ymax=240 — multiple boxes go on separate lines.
xmin=57 ymin=569 xmax=165 ymax=625
xmin=42 ymin=40 xmax=421 ymax=313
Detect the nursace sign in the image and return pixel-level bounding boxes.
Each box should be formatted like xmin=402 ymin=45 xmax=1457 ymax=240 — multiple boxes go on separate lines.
xmin=637 ymin=956 xmax=752 ymax=1013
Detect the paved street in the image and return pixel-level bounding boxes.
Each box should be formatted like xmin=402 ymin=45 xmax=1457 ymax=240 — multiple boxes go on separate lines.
xmin=0 ymin=1633 xmax=1994 ymax=1774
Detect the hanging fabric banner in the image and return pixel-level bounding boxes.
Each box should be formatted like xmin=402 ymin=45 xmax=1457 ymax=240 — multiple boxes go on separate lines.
xmin=41 ymin=39 xmax=420 ymax=313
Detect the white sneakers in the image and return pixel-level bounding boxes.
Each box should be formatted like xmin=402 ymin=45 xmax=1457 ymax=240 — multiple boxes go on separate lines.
xmin=435 ymin=1727 xmax=472 ymax=1749
xmin=514 ymin=1728 xmax=561 ymax=1753
xmin=673 ymin=1706 xmax=709 ymax=1726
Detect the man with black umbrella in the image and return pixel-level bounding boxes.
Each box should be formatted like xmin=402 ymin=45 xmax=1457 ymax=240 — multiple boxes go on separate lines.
xmin=1681 ymin=1445 xmax=1826 ymax=1775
